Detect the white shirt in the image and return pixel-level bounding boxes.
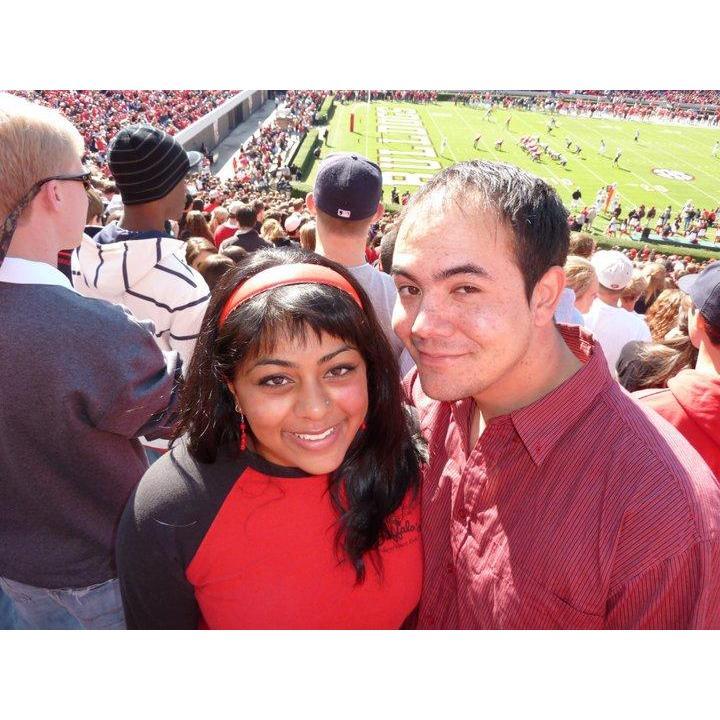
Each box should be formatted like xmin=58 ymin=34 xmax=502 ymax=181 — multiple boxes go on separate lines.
xmin=583 ymin=299 xmax=652 ymax=377
xmin=0 ymin=257 xmax=74 ymax=290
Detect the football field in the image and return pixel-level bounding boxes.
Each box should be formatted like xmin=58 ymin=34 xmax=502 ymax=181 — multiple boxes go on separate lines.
xmin=313 ymin=99 xmax=720 ymax=241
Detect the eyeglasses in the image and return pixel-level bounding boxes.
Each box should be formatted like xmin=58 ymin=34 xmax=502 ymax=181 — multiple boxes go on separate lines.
xmin=0 ymin=169 xmax=92 ymax=269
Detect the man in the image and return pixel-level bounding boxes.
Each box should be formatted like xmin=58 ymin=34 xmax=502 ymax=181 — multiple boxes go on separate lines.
xmin=72 ymin=124 xmax=210 ymax=370
xmin=220 ymin=203 xmax=270 ymax=253
xmin=391 ymin=160 xmax=720 ymax=629
xmin=306 ymin=152 xmax=412 ymax=375
xmin=613 ymin=148 xmax=622 ymax=166
xmin=635 ymin=262 xmax=720 ymax=478
xmin=583 ymin=250 xmax=651 ymax=375
xmin=213 ymin=200 xmax=242 ymax=247
xmin=0 ymin=94 xmax=181 ymax=629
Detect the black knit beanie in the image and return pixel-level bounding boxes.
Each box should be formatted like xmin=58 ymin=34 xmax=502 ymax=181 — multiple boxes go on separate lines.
xmin=108 ymin=124 xmax=202 ymax=205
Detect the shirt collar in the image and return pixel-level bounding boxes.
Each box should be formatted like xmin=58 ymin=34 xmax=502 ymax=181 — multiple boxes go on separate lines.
xmin=448 ymin=324 xmax=613 ymax=466
xmin=0 ymin=257 xmax=73 ymax=291
xmin=510 ymin=325 xmax=613 ymax=466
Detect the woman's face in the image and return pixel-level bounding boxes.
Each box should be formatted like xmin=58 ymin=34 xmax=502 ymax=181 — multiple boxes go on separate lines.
xmin=227 ymin=330 xmax=369 ymax=476
xmin=574 ymin=274 xmax=599 ymax=314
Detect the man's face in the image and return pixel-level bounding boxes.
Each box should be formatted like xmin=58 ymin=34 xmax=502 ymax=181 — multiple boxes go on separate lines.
xmin=166 ymin=178 xmax=188 ymax=222
xmin=58 ymin=157 xmax=90 ymax=249
xmin=391 ymin=195 xmax=535 ymax=405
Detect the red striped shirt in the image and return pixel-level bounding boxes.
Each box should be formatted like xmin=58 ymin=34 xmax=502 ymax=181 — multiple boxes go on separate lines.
xmin=407 ymin=325 xmax=720 ymax=629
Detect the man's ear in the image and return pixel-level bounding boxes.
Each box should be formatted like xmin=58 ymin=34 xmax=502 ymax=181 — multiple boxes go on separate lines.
xmin=530 ymin=265 xmax=567 ymax=327
xmin=306 ymin=193 xmax=316 ymax=216
xmin=372 ymin=203 xmax=385 ymax=222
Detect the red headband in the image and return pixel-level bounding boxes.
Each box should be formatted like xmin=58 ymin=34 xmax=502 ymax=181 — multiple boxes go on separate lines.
xmin=218 ymin=263 xmax=364 ymax=328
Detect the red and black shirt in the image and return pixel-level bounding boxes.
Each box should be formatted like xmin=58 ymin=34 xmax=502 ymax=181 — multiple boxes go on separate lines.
xmin=116 ymin=439 xmax=422 ymax=629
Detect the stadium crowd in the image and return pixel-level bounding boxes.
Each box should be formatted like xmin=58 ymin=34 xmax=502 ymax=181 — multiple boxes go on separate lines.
xmin=473 ymin=92 xmax=720 ymax=125
xmin=10 ymin=90 xmax=237 ymax=168
xmin=574 ymin=90 xmax=720 ymax=108
xmin=2 ymin=88 xmax=720 ymax=631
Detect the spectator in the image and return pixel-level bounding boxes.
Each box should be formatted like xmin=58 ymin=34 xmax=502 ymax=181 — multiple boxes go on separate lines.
xmin=220 ymin=245 xmax=249 ymax=264
xmin=115 ymin=249 xmax=424 ymax=628
xmin=616 ymin=341 xmax=691 ymax=393
xmin=646 ymin=289 xmax=684 ymax=342
xmin=208 ymin=205 xmax=229 ymax=237
xmin=180 ymin=209 xmax=214 ymax=242
xmin=196 ymin=253 xmax=235 ymax=290
xmin=568 ymin=232 xmax=595 ymax=258
xmin=635 ymin=262 xmax=720 ymax=478
xmin=379 ymin=225 xmax=399 ymax=275
xmin=563 ymin=254 xmax=598 ymax=314
xmin=220 ymin=203 xmax=269 ymax=254
xmin=213 ymin=201 xmax=242 ymax=248
xmin=72 ymin=124 xmax=210 ymax=371
xmin=298 ymin=220 xmax=317 ymax=252
xmin=185 ymin=236 xmax=218 ymax=270
xmin=618 ymin=270 xmax=649 ymax=313
xmin=0 ymin=93 xmax=181 ymax=629
xmin=307 ymin=153 xmax=412 ymax=374
xmin=635 ymin=262 xmax=667 ymax=314
xmin=583 ymin=250 xmax=652 ymax=376
xmin=391 ymin=159 xmax=720 ymax=629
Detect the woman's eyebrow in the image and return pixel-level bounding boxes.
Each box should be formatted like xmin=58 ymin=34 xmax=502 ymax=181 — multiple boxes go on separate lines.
xmin=250 ymin=345 xmax=354 ymax=369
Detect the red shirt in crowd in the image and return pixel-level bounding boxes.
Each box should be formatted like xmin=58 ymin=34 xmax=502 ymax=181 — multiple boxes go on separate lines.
xmin=213 ymin=222 xmax=238 ymax=248
xmin=406 ymin=325 xmax=720 ymax=629
xmin=635 ymin=369 xmax=720 ymax=480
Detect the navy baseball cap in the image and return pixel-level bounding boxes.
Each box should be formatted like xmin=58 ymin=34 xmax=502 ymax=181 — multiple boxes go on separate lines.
xmin=313 ymin=152 xmax=382 ymax=221
xmin=678 ymin=261 xmax=720 ymax=327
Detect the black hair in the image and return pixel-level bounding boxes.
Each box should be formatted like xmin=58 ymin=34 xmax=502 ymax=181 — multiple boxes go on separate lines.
xmin=401 ymin=160 xmax=569 ymax=301
xmin=173 ymin=246 xmax=424 ymax=582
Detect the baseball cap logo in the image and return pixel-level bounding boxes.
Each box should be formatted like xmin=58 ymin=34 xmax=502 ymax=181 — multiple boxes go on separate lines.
xmin=337 ymin=209 xmax=351 ymax=218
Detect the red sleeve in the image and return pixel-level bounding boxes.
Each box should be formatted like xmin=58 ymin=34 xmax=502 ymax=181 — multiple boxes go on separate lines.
xmin=605 ymin=542 xmax=720 ymax=629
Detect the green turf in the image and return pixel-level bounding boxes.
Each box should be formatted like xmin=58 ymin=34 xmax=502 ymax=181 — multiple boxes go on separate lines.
xmin=312 ymin=99 xmax=720 ymax=254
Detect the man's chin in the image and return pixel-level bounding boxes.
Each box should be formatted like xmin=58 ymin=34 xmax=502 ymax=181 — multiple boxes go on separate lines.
xmin=417 ymin=373 xmax=472 ymax=403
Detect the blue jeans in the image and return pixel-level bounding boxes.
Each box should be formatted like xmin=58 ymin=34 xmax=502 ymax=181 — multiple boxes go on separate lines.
xmin=0 ymin=576 xmax=126 ymax=630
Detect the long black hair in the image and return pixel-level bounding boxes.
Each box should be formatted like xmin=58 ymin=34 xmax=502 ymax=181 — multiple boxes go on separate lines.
xmin=173 ymin=246 xmax=424 ymax=582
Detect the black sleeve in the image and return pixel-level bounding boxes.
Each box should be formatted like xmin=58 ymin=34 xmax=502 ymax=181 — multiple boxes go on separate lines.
xmin=116 ymin=461 xmax=200 ymax=630
xmin=116 ymin=441 xmax=245 ymax=629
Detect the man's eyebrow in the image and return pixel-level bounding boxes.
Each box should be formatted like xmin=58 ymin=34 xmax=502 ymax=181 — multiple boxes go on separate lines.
xmin=390 ymin=265 xmax=419 ymax=282
xmin=391 ymin=263 xmax=492 ymax=283
xmin=433 ymin=263 xmax=493 ymax=281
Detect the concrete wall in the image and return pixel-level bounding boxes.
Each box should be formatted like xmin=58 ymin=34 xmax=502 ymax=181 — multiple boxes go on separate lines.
xmin=174 ymin=90 xmax=269 ymax=154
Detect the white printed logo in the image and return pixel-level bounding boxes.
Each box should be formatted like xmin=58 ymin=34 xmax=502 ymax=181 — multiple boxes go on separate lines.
xmin=652 ymin=168 xmax=694 ymax=181
xmin=337 ymin=209 xmax=351 ymax=218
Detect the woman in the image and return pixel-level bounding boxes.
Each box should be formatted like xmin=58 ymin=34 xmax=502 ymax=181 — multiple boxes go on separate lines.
xmin=180 ymin=210 xmax=214 ymax=242
xmin=116 ymin=248 xmax=424 ymax=629
xmin=645 ymin=288 xmax=684 ymax=342
xmin=634 ymin=262 xmax=666 ymax=314
xmin=564 ymin=255 xmax=599 ymax=314
xmin=184 ymin=236 xmax=218 ymax=270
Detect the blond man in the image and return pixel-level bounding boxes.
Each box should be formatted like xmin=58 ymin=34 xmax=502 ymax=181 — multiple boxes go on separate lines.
xmin=0 ymin=94 xmax=181 ymax=629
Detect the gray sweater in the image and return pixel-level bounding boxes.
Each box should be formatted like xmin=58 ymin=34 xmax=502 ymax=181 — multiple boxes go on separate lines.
xmin=0 ymin=281 xmax=181 ymax=588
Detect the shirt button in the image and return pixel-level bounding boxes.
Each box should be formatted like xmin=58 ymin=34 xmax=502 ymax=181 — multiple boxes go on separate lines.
xmin=446 ymin=561 xmax=454 ymax=574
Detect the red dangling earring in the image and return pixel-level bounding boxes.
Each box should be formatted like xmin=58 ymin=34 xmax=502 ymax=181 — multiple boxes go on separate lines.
xmin=239 ymin=414 xmax=247 ymax=451
xmin=360 ymin=420 xmax=367 ymax=431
